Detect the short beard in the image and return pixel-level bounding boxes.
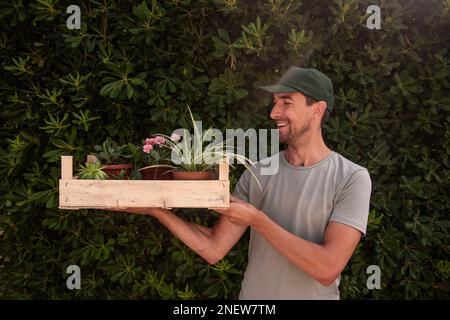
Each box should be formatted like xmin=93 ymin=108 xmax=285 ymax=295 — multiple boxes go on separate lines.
xmin=286 ymin=121 xmax=311 ymax=145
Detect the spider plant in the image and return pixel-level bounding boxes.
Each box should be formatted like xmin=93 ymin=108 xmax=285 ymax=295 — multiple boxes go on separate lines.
xmin=146 ymin=106 xmax=262 ymax=188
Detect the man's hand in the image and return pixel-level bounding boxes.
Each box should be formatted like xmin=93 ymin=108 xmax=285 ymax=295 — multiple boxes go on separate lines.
xmin=209 ymin=195 xmax=263 ymax=227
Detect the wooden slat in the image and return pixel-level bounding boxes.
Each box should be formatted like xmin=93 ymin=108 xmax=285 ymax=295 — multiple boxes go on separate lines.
xmin=59 ymin=180 xmax=230 ymax=209
xmin=218 ymin=157 xmax=229 ymax=181
xmin=61 ymin=156 xmax=73 ymax=180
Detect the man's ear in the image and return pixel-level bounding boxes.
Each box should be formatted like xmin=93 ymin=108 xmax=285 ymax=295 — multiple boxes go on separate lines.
xmin=313 ymin=101 xmax=327 ymax=119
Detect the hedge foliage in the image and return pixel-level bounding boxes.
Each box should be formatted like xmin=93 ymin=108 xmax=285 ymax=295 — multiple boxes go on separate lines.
xmin=0 ymin=0 xmax=449 ymax=299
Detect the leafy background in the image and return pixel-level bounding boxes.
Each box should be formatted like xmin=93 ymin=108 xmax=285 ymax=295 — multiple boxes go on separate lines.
xmin=0 ymin=0 xmax=449 ymax=299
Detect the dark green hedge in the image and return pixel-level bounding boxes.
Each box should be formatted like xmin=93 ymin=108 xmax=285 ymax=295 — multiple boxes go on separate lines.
xmin=0 ymin=0 xmax=449 ymax=299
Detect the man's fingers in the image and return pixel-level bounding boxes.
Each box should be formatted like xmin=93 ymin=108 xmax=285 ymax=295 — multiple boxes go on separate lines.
xmin=226 ymin=217 xmax=246 ymax=226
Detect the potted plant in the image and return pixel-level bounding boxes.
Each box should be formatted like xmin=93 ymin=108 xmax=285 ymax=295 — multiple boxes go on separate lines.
xmin=138 ymin=135 xmax=173 ymax=180
xmin=169 ymin=127 xmax=216 ymax=180
xmin=92 ymin=137 xmax=134 ymax=178
xmin=145 ymin=106 xmax=261 ymax=184
xmin=77 ymin=162 xmax=108 ymax=180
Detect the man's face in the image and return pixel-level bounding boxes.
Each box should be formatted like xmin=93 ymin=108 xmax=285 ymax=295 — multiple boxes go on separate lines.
xmin=269 ymin=92 xmax=313 ymax=144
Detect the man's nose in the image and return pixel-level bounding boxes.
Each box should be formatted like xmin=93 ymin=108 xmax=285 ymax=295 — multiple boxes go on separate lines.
xmin=270 ymin=101 xmax=281 ymax=120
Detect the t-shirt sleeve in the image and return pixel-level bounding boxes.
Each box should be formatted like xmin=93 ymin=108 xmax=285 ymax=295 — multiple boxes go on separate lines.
xmin=232 ymin=170 xmax=250 ymax=202
xmin=329 ymin=169 xmax=372 ymax=236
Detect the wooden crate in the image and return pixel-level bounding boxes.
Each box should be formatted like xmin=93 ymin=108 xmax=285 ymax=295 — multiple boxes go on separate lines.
xmin=58 ymin=156 xmax=230 ymax=210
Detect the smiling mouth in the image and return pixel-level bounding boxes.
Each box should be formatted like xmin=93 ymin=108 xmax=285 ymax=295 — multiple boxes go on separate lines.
xmin=276 ymin=122 xmax=288 ymax=128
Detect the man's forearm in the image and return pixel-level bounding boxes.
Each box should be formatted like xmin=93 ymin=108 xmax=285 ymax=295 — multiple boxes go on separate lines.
xmin=253 ymin=212 xmax=337 ymax=285
xmin=154 ymin=209 xmax=217 ymax=263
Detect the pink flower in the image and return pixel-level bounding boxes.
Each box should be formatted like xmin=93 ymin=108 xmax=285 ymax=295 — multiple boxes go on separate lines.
xmin=143 ymin=144 xmax=153 ymax=153
xmin=154 ymin=136 xmax=165 ymax=145
xmin=144 ymin=136 xmax=165 ymax=146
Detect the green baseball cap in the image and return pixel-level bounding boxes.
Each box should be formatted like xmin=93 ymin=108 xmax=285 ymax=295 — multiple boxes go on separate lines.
xmin=259 ymin=67 xmax=334 ymax=112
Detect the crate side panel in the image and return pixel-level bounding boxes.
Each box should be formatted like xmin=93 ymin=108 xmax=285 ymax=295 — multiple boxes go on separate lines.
xmin=59 ymin=180 xmax=229 ymax=208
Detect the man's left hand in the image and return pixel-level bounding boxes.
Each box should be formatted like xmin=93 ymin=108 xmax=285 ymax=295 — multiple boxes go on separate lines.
xmin=209 ymin=195 xmax=263 ymax=227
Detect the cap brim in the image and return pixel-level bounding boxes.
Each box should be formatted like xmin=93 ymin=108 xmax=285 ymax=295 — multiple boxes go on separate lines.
xmin=258 ymin=84 xmax=298 ymax=93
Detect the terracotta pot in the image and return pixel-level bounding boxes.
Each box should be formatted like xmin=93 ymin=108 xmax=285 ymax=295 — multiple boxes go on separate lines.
xmin=102 ymin=164 xmax=133 ymax=178
xmin=140 ymin=167 xmax=173 ymax=180
xmin=172 ymin=171 xmax=214 ymax=180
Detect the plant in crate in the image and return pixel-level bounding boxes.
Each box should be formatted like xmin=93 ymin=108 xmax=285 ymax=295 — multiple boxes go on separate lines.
xmin=145 ymin=106 xmax=261 ymax=186
xmin=92 ymin=137 xmax=134 ymax=178
xmin=138 ymin=135 xmax=174 ymax=180
xmin=77 ymin=162 xmax=108 ymax=180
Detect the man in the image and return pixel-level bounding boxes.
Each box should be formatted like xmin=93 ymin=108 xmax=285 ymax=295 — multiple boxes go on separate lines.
xmin=114 ymin=67 xmax=372 ymax=299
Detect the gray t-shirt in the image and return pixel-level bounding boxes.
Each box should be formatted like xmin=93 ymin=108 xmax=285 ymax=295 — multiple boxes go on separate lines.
xmin=232 ymin=151 xmax=372 ymax=300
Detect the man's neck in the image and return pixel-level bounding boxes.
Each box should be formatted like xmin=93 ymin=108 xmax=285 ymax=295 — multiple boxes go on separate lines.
xmin=284 ymin=137 xmax=332 ymax=167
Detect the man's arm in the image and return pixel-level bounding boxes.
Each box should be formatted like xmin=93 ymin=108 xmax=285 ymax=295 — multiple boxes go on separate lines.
xmin=212 ymin=197 xmax=362 ymax=286
xmin=254 ymin=217 xmax=361 ymax=286
xmin=110 ymin=207 xmax=247 ymax=264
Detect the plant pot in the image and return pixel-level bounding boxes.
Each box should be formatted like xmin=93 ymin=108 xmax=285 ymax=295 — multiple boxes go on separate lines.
xmin=140 ymin=167 xmax=173 ymax=180
xmin=102 ymin=164 xmax=133 ymax=178
xmin=172 ymin=171 xmax=214 ymax=180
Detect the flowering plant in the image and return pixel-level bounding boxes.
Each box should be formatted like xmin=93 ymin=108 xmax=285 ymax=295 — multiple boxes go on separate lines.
xmin=142 ymin=135 xmax=169 ymax=169
xmin=139 ymin=133 xmax=181 ymax=170
xmin=139 ymin=106 xmax=261 ymax=188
